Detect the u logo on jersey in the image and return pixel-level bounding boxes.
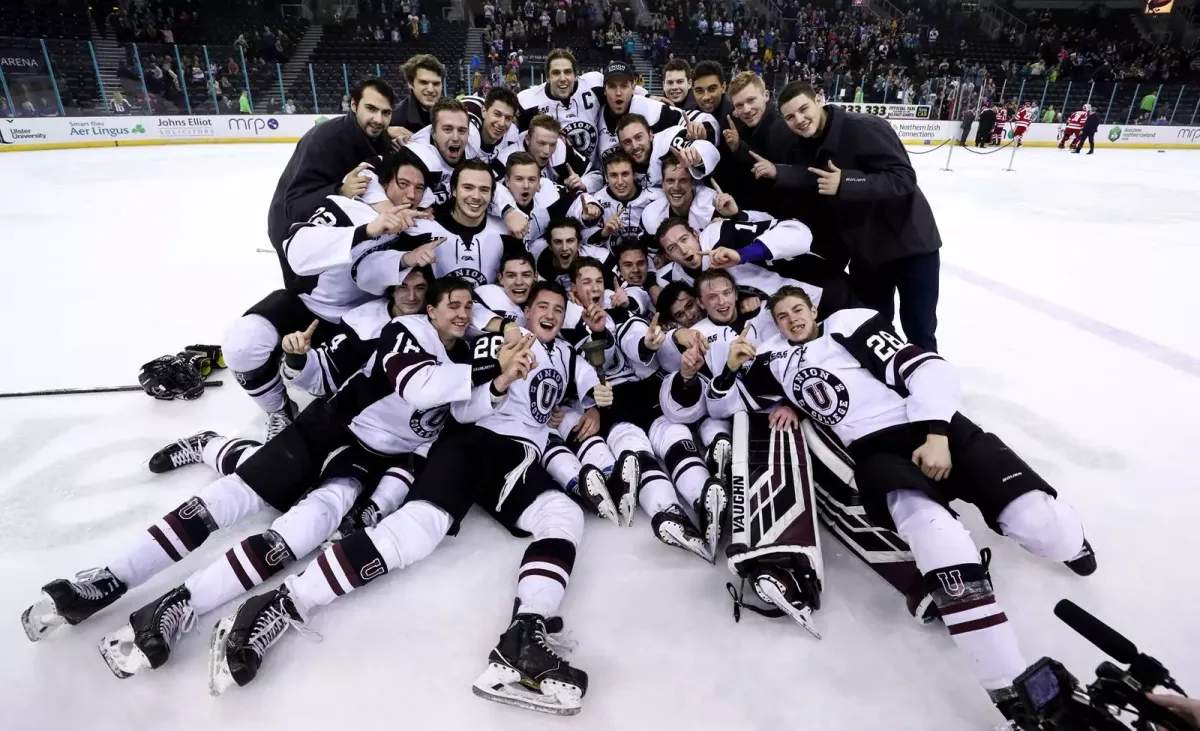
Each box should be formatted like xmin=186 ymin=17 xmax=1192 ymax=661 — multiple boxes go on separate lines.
xmin=562 ymin=120 xmax=597 ymax=156
xmin=527 ymin=368 xmax=564 ymax=424
xmin=789 ymin=367 xmax=850 ymax=426
xmin=410 ymin=405 xmax=450 ymax=438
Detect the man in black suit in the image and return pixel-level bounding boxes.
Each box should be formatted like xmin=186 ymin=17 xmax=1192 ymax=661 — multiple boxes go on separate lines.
xmin=748 ymin=81 xmax=944 ymax=351
xmin=976 ymin=104 xmax=996 ymax=148
xmin=1072 ymin=105 xmax=1101 ymax=154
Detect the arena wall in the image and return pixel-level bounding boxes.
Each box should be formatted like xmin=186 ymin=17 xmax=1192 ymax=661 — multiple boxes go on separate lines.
xmin=2 ymin=112 xmax=1198 ymax=152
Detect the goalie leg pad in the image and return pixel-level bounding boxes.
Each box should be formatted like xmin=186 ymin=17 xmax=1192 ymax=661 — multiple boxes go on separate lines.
xmin=727 ymin=413 xmax=824 ymax=628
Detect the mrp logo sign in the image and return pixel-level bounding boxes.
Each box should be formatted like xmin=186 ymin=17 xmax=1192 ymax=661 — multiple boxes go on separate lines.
xmin=1178 ymin=128 xmax=1200 ymax=142
xmin=228 ymin=117 xmax=280 ymax=135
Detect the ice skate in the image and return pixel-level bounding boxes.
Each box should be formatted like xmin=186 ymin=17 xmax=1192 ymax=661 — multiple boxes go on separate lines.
xmin=608 ymin=451 xmax=640 ymax=527
xmin=264 ymin=398 xmax=299 ymax=442
xmin=753 ymin=563 xmax=822 ymax=639
xmin=21 ymin=567 xmax=127 ymax=642
xmin=578 ymin=465 xmax=619 ymax=526
xmin=99 ymin=586 xmax=195 ymax=678
xmin=651 ymin=505 xmax=713 ymax=563
xmin=706 ymin=433 xmax=732 ymax=487
xmin=324 ymin=499 xmax=383 ymax=546
xmin=148 ymin=431 xmax=218 ymax=474
xmin=1064 ymin=538 xmax=1097 ymax=576
xmin=208 ymin=585 xmax=311 ymax=696
xmin=694 ymin=477 xmax=728 ymax=558
xmin=472 ymin=614 xmax=588 ymax=716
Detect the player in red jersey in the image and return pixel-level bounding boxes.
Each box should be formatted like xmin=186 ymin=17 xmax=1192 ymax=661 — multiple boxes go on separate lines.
xmin=1013 ymin=102 xmax=1034 ymax=147
xmin=991 ymin=104 xmax=1009 ymax=145
xmin=1059 ymin=104 xmax=1090 ymax=149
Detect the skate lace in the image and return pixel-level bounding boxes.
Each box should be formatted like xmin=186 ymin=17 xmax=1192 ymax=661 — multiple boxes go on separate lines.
xmin=265 ymin=410 xmax=292 ymax=441
xmin=73 ymin=568 xmax=114 ymax=601
xmin=249 ymin=598 xmax=318 ymax=658
xmin=533 ymin=622 xmax=573 ymax=660
xmin=169 ymin=438 xmax=205 ymax=468
xmin=158 ymin=601 xmax=197 ymax=643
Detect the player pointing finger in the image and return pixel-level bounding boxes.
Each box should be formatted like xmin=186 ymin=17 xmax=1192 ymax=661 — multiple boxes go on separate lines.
xmin=726 ymin=324 xmax=756 ymax=371
xmin=749 ymin=150 xmax=777 ymax=180
xmin=282 ymin=319 xmax=320 ymax=355
xmin=808 ymin=161 xmax=842 ymax=195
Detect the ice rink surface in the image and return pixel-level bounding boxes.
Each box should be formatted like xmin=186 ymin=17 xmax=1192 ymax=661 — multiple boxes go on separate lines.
xmin=1 ymin=142 xmax=1198 ymax=731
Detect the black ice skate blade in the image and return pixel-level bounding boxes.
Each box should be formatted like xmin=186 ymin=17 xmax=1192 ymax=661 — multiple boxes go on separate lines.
xmin=471 ymin=683 xmax=582 ymax=716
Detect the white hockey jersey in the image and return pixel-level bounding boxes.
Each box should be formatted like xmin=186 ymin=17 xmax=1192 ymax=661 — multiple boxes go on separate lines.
xmin=280 ymin=195 xmax=392 ymax=322
xmin=518 ymin=70 xmax=606 ymax=158
xmin=529 ymin=239 xmax=614 ymax=291
xmin=595 ymin=97 xmax=719 ymax=168
xmin=284 ymin=298 xmax=391 ymax=397
xmin=558 ymin=291 xmax=658 ymax=385
xmin=459 ymin=94 xmax=522 ymax=161
xmin=582 ymin=184 xmax=664 ymax=252
xmin=359 ymin=138 xmax=479 ymax=210
xmin=352 ymin=205 xmax=523 ymax=292
xmin=332 ymin=315 xmax=489 ymax=456
xmin=470 ymin=283 xmax=524 ymax=335
xmin=708 ymin=308 xmax=959 ymax=446
xmin=640 ymin=189 xmax=774 ymax=246
xmin=658 ymin=308 xmax=778 ymax=423
xmin=491 ymin=181 xmax=595 ymax=248
xmin=493 ymin=130 xmax=590 ymax=184
xmin=654 ymin=217 xmax=823 ymax=306
xmin=465 ymin=330 xmax=602 ymax=455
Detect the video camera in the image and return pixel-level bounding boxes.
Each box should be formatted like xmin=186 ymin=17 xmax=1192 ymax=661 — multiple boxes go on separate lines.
xmin=1010 ymin=600 xmax=1192 ymax=730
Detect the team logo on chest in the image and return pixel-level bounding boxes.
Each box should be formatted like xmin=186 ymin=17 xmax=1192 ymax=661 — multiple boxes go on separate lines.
xmin=562 ymin=120 xmax=597 ymax=156
xmin=444 ymin=267 xmax=487 ymax=287
xmin=527 ymin=367 xmax=564 ymax=424
xmin=410 ymin=405 xmax=450 ymax=438
xmin=789 ymin=367 xmax=850 ymax=426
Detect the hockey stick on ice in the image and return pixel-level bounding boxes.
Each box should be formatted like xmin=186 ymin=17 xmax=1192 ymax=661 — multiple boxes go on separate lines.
xmin=0 ymin=381 xmax=224 ymax=398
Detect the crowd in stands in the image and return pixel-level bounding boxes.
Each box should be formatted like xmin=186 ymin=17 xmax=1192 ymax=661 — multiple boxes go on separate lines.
xmin=335 ymin=0 xmax=433 ymax=42
xmin=469 ymin=0 xmax=641 ymax=94
xmin=3 ymin=0 xmax=1199 ymax=121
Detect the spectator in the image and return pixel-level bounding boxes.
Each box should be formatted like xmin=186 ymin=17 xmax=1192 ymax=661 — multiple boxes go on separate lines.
xmin=228 ymin=57 xmax=239 ymax=76
xmin=0 ymin=97 xmax=11 ymax=117
xmin=239 ymin=90 xmax=251 ymax=113
xmin=1042 ymin=105 xmax=1056 ymax=123
xmin=285 ymin=98 xmax=297 ymax=114
xmin=420 ymin=15 xmax=430 ymax=35
xmin=392 ymin=26 xmax=400 ymax=41
xmin=341 ymin=94 xmax=351 ymax=112
xmin=20 ymin=100 xmax=36 ymax=117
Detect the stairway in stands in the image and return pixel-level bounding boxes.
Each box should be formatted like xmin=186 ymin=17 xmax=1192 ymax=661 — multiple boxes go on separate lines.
xmin=628 ymin=36 xmax=656 ymax=94
xmin=87 ymin=15 xmax=127 ymax=111
xmin=270 ymin=24 xmax=323 ymax=112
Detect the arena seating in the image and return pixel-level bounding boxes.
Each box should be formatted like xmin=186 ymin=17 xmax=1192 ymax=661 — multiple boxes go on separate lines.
xmin=0 ymin=0 xmax=1195 ymax=123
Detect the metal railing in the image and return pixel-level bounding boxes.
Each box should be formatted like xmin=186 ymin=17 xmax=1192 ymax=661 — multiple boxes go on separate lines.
xmin=1 ymin=35 xmax=1195 ymax=127
xmin=0 ymin=36 xmax=452 ymax=115
xmin=761 ymin=71 xmax=1200 ymax=126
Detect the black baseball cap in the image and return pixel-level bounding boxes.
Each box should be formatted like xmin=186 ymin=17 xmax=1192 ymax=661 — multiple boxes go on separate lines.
xmin=604 ymin=60 xmax=636 ymax=84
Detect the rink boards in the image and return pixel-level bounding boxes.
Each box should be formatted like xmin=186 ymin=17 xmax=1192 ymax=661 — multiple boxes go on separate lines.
xmin=2 ymin=113 xmax=1199 ymax=152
